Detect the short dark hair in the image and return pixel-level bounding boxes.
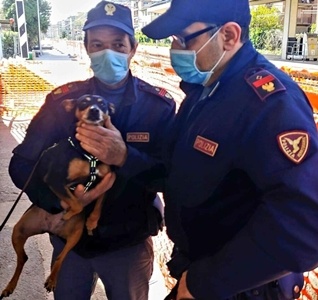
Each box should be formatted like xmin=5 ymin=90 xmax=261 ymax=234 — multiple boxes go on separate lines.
xmin=240 ymin=26 xmax=249 ymax=43
xmin=83 ymin=30 xmax=136 ymax=51
xmin=207 ymin=23 xmax=249 ymax=43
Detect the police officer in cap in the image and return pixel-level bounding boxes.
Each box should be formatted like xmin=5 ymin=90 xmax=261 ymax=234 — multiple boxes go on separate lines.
xmin=142 ymin=0 xmax=318 ymax=299
xmin=9 ymin=1 xmax=175 ymax=299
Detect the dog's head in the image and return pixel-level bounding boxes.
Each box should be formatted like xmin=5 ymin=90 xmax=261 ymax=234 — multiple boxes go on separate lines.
xmin=62 ymin=94 xmax=115 ymax=126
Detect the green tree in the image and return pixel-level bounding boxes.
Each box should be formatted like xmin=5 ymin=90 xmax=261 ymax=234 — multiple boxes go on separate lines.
xmin=2 ymin=0 xmax=51 ymax=49
xmin=250 ymin=5 xmax=283 ymax=51
xmin=2 ymin=31 xmax=18 ymax=58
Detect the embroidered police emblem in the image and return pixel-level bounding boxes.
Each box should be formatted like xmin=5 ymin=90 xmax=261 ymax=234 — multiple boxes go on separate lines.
xmin=52 ymin=83 xmax=79 ymax=100
xmin=126 ymin=132 xmax=150 ymax=142
xmin=105 ymin=3 xmax=116 ymax=15
xmin=277 ymin=131 xmax=309 ymax=164
xmin=193 ymin=136 xmax=218 ymax=157
xmin=155 ymin=87 xmax=173 ymax=99
xmin=246 ymin=69 xmax=286 ymax=101
xmin=138 ymin=81 xmax=173 ymax=103
xmin=262 ymin=81 xmax=275 ymax=92
xmin=53 ymin=85 xmax=70 ymax=95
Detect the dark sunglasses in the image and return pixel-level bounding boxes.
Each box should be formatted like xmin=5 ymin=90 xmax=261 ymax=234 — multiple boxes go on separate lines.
xmin=172 ymin=25 xmax=218 ymax=48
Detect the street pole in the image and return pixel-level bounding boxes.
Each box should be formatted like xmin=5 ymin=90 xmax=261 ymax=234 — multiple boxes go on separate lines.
xmin=0 ymin=24 xmax=3 ymax=59
xmin=36 ymin=0 xmax=41 ymax=54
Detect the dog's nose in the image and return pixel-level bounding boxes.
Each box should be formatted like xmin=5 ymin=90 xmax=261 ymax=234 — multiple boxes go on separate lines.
xmin=88 ymin=106 xmax=100 ymax=121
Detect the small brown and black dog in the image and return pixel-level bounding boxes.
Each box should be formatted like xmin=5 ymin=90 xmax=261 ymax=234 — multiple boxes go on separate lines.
xmin=1 ymin=94 xmax=113 ymax=298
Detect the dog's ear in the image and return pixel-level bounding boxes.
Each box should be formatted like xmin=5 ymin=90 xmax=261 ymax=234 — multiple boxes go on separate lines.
xmin=61 ymin=99 xmax=76 ymax=112
xmin=108 ymin=103 xmax=115 ymax=115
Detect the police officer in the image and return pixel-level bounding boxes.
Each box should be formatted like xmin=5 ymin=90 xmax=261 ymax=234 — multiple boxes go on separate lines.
xmin=142 ymin=0 xmax=318 ymax=299
xmin=9 ymin=1 xmax=175 ymax=300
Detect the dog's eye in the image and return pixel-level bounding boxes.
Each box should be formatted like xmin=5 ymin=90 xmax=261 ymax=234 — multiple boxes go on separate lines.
xmin=78 ymin=100 xmax=89 ymax=110
xmin=97 ymin=99 xmax=107 ymax=108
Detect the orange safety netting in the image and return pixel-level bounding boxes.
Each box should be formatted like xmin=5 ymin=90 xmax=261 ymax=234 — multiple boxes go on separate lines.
xmin=280 ymin=66 xmax=318 ymax=129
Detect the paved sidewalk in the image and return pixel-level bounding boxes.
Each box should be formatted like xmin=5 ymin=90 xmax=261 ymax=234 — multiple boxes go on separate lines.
xmin=0 ymin=120 xmax=55 ymax=300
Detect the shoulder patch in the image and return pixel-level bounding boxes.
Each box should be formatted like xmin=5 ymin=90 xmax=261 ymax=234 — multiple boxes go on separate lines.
xmin=51 ymin=80 xmax=89 ymax=101
xmin=277 ymin=130 xmax=309 ymax=164
xmin=138 ymin=81 xmax=173 ymax=102
xmin=245 ymin=69 xmax=286 ymax=101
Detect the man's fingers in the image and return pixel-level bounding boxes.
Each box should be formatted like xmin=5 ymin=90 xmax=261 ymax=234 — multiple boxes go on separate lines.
xmin=60 ymin=200 xmax=69 ymax=210
xmin=104 ymin=116 xmax=116 ymax=131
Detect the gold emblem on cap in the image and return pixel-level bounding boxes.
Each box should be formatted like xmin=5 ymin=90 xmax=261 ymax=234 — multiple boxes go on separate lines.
xmin=105 ymin=3 xmax=116 ymax=15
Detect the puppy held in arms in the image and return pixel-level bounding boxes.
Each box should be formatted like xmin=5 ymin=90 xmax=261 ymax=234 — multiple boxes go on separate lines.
xmin=1 ymin=94 xmax=114 ymax=298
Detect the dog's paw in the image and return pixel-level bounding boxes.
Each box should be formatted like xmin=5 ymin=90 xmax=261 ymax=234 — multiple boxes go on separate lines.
xmin=1 ymin=288 xmax=13 ymax=298
xmin=86 ymin=219 xmax=97 ymax=235
xmin=44 ymin=277 xmax=56 ymax=293
xmin=62 ymin=210 xmax=75 ymax=221
xmin=1 ymin=282 xmax=17 ymax=298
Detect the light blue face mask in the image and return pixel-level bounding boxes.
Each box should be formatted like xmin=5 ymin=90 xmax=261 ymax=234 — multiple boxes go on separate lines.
xmin=170 ymin=28 xmax=226 ymax=85
xmin=89 ymin=49 xmax=130 ymax=85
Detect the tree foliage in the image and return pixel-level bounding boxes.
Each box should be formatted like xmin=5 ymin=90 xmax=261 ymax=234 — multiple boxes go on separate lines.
xmin=135 ymin=30 xmax=171 ymax=46
xmin=2 ymin=0 xmax=51 ymax=49
xmin=2 ymin=31 xmax=18 ymax=58
xmin=250 ymin=5 xmax=283 ymax=51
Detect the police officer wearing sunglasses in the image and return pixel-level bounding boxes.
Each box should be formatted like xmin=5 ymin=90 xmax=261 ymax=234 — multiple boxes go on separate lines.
xmin=143 ymin=0 xmax=318 ymax=299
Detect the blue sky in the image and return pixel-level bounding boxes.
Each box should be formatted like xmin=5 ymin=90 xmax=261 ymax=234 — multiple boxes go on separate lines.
xmin=49 ymin=0 xmax=100 ymax=23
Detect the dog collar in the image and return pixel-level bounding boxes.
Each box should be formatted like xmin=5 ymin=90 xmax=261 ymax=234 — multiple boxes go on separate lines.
xmin=68 ymin=137 xmax=99 ymax=192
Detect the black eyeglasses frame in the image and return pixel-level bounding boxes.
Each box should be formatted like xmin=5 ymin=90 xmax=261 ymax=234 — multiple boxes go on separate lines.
xmin=172 ymin=25 xmax=218 ymax=48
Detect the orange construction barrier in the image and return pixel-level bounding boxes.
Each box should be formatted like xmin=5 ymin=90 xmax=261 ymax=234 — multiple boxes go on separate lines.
xmin=305 ymin=92 xmax=318 ymax=112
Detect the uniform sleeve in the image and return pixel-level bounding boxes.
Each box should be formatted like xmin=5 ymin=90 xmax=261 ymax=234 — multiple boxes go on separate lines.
xmin=185 ymin=91 xmax=318 ymax=299
xmin=115 ymin=100 xmax=176 ymax=190
xmin=9 ymin=93 xmax=69 ymax=213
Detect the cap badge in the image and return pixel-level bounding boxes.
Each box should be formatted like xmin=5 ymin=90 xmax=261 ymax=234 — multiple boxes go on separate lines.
xmin=277 ymin=131 xmax=309 ymax=164
xmin=105 ymin=3 xmax=116 ymax=15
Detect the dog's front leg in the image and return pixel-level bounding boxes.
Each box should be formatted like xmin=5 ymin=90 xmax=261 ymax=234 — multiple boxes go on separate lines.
xmin=86 ymin=194 xmax=105 ymax=235
xmin=57 ymin=189 xmax=84 ymax=221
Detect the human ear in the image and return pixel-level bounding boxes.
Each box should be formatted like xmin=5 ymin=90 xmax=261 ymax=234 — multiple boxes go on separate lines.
xmin=220 ymin=22 xmax=242 ymax=51
xmin=131 ymin=41 xmax=138 ymax=55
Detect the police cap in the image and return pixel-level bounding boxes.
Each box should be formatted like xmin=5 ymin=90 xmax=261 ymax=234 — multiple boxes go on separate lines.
xmin=83 ymin=1 xmax=134 ymax=36
xmin=142 ymin=0 xmax=251 ymax=39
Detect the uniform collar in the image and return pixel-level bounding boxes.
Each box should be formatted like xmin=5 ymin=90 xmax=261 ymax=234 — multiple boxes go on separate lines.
xmin=93 ymin=71 xmax=138 ymax=107
xmin=217 ymin=41 xmax=258 ymax=82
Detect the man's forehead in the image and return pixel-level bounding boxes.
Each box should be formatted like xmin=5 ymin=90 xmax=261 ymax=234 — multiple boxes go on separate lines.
xmin=88 ymin=25 xmax=127 ymax=35
xmin=87 ymin=26 xmax=127 ymax=39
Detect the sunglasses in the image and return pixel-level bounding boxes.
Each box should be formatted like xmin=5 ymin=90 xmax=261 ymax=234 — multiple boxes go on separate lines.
xmin=172 ymin=25 xmax=218 ymax=49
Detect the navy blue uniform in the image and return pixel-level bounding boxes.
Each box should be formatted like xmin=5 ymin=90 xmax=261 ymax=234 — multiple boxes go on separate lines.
xmin=9 ymin=72 xmax=175 ymax=256
xmin=164 ymin=41 xmax=318 ymax=299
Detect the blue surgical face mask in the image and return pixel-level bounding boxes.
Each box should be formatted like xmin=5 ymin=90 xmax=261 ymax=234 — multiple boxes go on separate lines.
xmin=89 ymin=49 xmax=130 ymax=85
xmin=170 ymin=28 xmax=226 ymax=85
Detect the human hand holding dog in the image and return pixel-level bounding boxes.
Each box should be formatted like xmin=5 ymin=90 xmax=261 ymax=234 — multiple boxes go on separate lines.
xmin=76 ymin=117 xmax=127 ymax=167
